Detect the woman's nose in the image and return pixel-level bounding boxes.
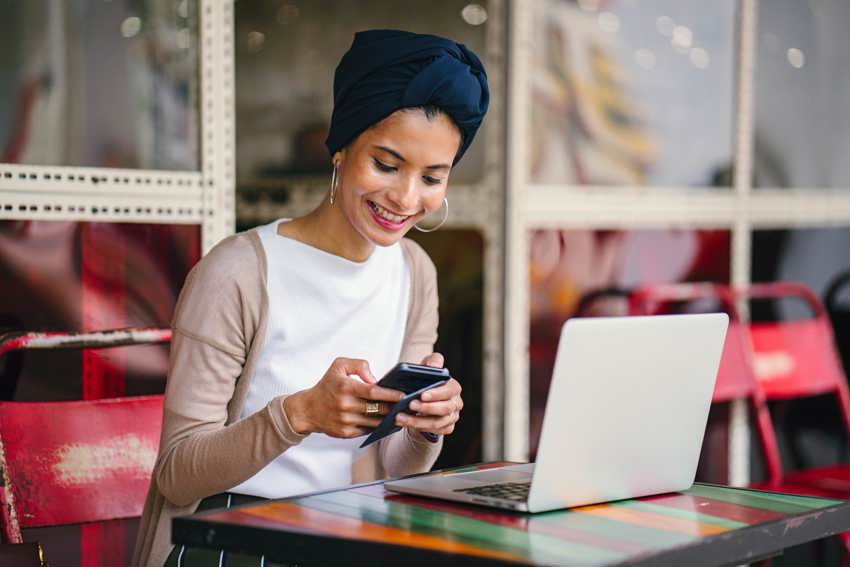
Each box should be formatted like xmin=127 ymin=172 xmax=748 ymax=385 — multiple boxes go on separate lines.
xmin=388 ymin=175 xmax=418 ymax=212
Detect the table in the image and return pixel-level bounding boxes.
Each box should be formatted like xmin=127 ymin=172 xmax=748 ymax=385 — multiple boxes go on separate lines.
xmin=173 ymin=463 xmax=850 ymax=566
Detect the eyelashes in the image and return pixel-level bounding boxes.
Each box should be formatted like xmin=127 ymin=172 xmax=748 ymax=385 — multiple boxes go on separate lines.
xmin=372 ymin=158 xmax=444 ymax=186
xmin=372 ymin=158 xmax=396 ymax=173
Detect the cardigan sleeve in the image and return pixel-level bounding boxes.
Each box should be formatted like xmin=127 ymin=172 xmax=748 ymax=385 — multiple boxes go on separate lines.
xmin=379 ymin=238 xmax=443 ymax=476
xmin=153 ymin=233 xmax=306 ymax=507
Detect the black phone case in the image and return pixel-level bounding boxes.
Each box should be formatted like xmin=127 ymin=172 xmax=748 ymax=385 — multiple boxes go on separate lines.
xmin=359 ymin=380 xmax=447 ymax=448
xmin=377 ymin=362 xmax=450 ymax=394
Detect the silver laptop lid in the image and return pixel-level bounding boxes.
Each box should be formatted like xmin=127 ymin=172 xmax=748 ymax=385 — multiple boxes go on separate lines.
xmin=528 ymin=313 xmax=728 ymax=512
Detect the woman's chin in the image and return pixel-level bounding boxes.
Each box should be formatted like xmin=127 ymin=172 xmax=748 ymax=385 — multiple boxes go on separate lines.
xmin=358 ymin=212 xmax=414 ymax=245
xmin=365 ymin=227 xmax=409 ymax=247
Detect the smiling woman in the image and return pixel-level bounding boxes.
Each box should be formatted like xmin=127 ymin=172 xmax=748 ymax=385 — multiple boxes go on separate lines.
xmin=133 ymin=29 xmax=488 ymax=567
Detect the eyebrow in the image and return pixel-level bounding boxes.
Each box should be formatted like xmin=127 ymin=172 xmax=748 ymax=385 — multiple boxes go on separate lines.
xmin=374 ymin=145 xmax=451 ymax=171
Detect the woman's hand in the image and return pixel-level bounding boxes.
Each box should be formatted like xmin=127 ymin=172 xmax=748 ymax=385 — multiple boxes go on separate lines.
xmin=396 ymin=352 xmax=463 ymax=436
xmin=283 ymin=358 xmax=403 ymax=438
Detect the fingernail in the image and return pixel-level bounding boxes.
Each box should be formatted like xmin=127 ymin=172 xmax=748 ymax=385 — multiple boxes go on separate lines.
xmin=422 ymin=392 xmax=431 ymax=401
xmin=397 ymin=414 xmax=408 ymax=424
xmin=410 ymin=401 xmax=420 ymax=411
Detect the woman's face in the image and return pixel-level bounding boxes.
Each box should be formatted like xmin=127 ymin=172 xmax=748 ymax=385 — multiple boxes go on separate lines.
xmin=334 ymin=109 xmax=461 ymax=248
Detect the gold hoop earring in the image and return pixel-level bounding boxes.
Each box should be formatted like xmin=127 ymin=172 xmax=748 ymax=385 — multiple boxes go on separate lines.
xmin=414 ymin=198 xmax=448 ymax=233
xmin=329 ymin=163 xmax=339 ymax=205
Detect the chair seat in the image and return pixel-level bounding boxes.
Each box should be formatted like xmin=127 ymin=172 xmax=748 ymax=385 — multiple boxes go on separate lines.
xmin=0 ymin=543 xmax=45 ymax=567
xmin=750 ymin=477 xmax=850 ymax=500
xmin=781 ymin=465 xmax=850 ymax=495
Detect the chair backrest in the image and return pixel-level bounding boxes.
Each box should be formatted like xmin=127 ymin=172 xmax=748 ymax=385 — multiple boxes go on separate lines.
xmin=740 ymin=283 xmax=849 ymax=396
xmin=630 ymin=282 xmax=783 ymax=485
xmin=738 ymin=282 xmax=850 ymax=443
xmin=630 ymin=283 xmax=755 ymax=402
xmin=825 ymin=270 xmax=850 ymax=376
xmin=0 ymin=395 xmax=163 ymax=542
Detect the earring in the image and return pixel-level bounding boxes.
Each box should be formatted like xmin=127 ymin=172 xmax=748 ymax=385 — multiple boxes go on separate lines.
xmin=414 ymin=198 xmax=449 ymax=233
xmin=329 ymin=163 xmax=339 ymax=205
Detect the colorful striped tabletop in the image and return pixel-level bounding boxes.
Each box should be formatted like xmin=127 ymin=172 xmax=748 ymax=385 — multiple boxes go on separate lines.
xmin=173 ymin=463 xmax=850 ymax=566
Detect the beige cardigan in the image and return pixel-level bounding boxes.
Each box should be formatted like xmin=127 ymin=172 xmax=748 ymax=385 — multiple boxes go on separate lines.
xmin=132 ymin=229 xmax=443 ymax=567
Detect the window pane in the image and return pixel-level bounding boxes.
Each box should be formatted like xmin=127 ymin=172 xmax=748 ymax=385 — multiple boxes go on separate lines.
xmin=0 ymin=220 xmax=200 ymax=400
xmin=528 ymin=228 xmax=731 ymax=457
xmin=754 ymin=0 xmax=850 ymax=188
xmin=0 ymin=1 xmax=200 ymax=170
xmin=407 ymin=228 xmax=484 ymax=468
xmin=235 ymin=0 xmax=487 ymax=188
xmin=751 ymin=227 xmax=850 ymax=472
xmin=529 ymin=0 xmax=735 ymax=188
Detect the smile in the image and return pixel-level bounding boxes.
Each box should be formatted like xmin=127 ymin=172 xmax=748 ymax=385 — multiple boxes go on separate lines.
xmin=367 ymin=201 xmax=412 ymax=224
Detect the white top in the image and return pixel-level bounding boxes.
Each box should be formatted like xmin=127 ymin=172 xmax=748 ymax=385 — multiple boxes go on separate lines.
xmin=230 ymin=220 xmax=410 ymax=498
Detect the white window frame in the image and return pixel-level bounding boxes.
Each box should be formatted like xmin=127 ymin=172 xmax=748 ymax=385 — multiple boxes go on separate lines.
xmin=0 ymin=0 xmax=235 ymax=254
xmin=505 ymin=0 xmax=850 ymax=484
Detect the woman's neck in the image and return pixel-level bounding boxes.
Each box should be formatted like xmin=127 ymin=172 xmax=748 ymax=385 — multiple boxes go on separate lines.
xmin=277 ymin=200 xmax=375 ymax=263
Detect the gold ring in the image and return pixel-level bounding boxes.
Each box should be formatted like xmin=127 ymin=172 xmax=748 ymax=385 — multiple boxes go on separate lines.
xmin=365 ymin=401 xmax=381 ymax=416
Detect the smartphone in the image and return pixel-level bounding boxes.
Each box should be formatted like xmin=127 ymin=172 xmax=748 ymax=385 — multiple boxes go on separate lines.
xmin=359 ymin=362 xmax=451 ymax=448
xmin=376 ymin=362 xmax=450 ymax=394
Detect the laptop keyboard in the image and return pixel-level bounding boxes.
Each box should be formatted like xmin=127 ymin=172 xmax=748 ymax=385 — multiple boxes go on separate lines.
xmin=454 ymin=481 xmax=531 ymax=502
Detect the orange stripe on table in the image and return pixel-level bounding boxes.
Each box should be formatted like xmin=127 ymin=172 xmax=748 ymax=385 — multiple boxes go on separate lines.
xmin=237 ymin=501 xmax=525 ymax=563
xmin=577 ymin=503 xmax=730 ymax=536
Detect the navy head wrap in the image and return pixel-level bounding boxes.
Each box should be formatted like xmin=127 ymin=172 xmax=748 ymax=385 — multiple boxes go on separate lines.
xmin=326 ymin=30 xmax=489 ymax=165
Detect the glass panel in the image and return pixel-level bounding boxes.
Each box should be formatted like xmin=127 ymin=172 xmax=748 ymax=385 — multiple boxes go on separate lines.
xmin=235 ymin=0 xmax=487 ymax=191
xmin=528 ymin=228 xmax=731 ymax=458
xmin=754 ymin=1 xmax=850 ymax=189
xmin=528 ymin=0 xmax=736 ymax=188
xmin=751 ymin=227 xmax=850 ymax=471
xmin=0 ymin=220 xmax=200 ymax=400
xmin=0 ymin=1 xmax=199 ymax=170
xmin=407 ymin=228 xmax=484 ymax=467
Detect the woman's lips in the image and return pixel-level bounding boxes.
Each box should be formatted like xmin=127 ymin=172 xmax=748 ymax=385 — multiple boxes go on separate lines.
xmin=367 ymin=200 xmax=410 ymax=231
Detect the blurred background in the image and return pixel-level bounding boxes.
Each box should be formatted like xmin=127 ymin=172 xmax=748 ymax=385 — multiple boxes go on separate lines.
xmin=2 ymin=0 xmax=850 ymax=565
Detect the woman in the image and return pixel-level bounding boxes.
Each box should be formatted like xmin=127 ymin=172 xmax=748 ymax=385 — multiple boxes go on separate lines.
xmin=133 ymin=30 xmax=489 ymax=567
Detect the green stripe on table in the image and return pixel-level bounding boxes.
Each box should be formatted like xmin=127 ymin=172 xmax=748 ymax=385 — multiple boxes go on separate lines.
xmin=612 ymin=500 xmax=748 ymax=530
xmin=687 ymin=485 xmax=842 ymax=514
xmin=298 ymin=491 xmax=625 ymax=566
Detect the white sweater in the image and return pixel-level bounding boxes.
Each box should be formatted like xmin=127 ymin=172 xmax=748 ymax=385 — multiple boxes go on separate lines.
xmin=230 ymin=220 xmax=410 ymax=498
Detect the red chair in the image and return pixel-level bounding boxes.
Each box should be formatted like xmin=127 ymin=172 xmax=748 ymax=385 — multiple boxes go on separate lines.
xmin=629 ymin=283 xmax=783 ymax=486
xmin=0 ymin=327 xmax=170 ymax=566
xmin=0 ymin=396 xmax=163 ymax=553
xmin=633 ymin=282 xmax=850 ymax=562
xmin=740 ymin=282 xmax=850 ymax=493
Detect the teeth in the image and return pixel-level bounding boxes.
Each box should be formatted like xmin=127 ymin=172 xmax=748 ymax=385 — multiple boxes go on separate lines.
xmin=369 ymin=201 xmax=408 ymax=223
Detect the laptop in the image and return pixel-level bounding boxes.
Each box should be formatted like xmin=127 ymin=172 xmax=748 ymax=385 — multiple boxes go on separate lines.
xmin=385 ymin=313 xmax=729 ymax=513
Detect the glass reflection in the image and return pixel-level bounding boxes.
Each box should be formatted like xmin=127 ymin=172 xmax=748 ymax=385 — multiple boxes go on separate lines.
xmin=754 ymin=0 xmax=850 ymax=188
xmin=528 ymin=228 xmax=731 ymax=457
xmin=408 ymin=229 xmax=484 ymax=468
xmin=235 ymin=0 xmax=487 ymax=186
xmin=0 ymin=1 xmax=199 ymax=170
xmin=529 ymin=0 xmax=735 ymax=187
xmin=0 ymin=220 xmax=200 ymax=401
xmin=751 ymin=227 xmax=850 ymax=474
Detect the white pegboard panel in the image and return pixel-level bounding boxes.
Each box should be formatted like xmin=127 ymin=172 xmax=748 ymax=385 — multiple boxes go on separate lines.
xmin=0 ymin=189 xmax=204 ymax=223
xmin=200 ymin=0 xmax=236 ymax=253
xmin=0 ymin=164 xmax=203 ymax=197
